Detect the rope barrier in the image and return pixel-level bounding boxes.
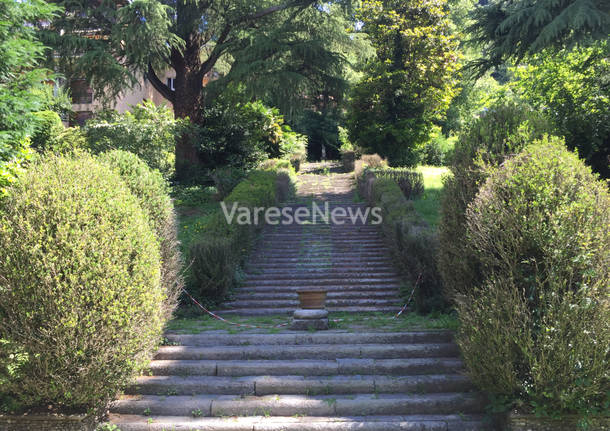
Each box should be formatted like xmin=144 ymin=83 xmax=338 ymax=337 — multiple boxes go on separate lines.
xmin=180 ymin=271 xmax=421 ymax=329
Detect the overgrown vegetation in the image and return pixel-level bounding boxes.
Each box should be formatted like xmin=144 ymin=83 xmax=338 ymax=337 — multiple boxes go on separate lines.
xmin=85 ymin=101 xmax=180 ymax=178
xmin=438 ymin=102 xmax=555 ymax=300
xmin=457 ymin=139 xmax=609 ymax=422
xmin=98 ymin=150 xmax=183 ymax=321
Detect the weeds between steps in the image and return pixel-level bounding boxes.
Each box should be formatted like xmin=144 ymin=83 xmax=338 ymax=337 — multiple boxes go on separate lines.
xmin=164 ymin=311 xmax=458 ymax=335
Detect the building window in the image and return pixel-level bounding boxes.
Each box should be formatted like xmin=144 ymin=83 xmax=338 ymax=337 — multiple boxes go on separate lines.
xmin=166 ymin=77 xmax=175 ymax=91
xmin=70 ymin=79 xmax=93 ymax=104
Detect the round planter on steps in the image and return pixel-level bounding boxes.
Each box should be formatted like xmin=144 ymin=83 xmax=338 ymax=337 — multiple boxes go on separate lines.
xmin=293 ymin=290 xmax=329 ymax=330
xmin=296 ymin=289 xmax=327 ymax=309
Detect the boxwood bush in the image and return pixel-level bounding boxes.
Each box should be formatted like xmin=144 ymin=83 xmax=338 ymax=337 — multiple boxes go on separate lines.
xmin=457 ymin=138 xmax=609 ymax=421
xmin=98 ymin=150 xmax=183 ymax=321
xmin=0 ymin=153 xmax=165 ymax=412
xmin=438 ymin=102 xmax=555 ymax=300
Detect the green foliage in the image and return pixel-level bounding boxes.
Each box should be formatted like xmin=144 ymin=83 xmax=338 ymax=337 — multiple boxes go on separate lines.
xmin=0 ymin=153 xmax=165 ymax=411
xmin=341 ymin=150 xmax=356 ymax=172
xmin=192 ymin=98 xmax=307 ymax=174
xmin=438 ymin=102 xmax=556 ymax=300
xmin=365 ymin=167 xmax=424 ymax=200
xmin=348 ymin=0 xmax=460 ymax=166
xmin=293 ymin=109 xmax=341 ymax=160
xmin=98 ymin=150 xmax=183 ymax=321
xmin=84 ymin=101 xmax=179 ymax=178
xmin=513 ymin=42 xmax=610 ymax=178
xmin=420 ymin=127 xmax=456 ymax=166
xmin=41 ymin=0 xmax=181 ymax=105
xmin=189 ymin=237 xmax=239 ymax=303
xmin=469 ymin=0 xmax=610 ymax=72
xmin=53 ymin=127 xmax=87 ymax=155
xmin=187 ymin=167 xmax=296 ymax=303
xmin=30 ymin=110 xmax=64 ymax=151
xmin=359 ymin=171 xmax=446 ymax=313
xmin=457 ymin=139 xmax=609 ymax=420
xmin=0 ymin=0 xmax=58 ymax=196
xmin=211 ymin=167 xmax=246 ymax=200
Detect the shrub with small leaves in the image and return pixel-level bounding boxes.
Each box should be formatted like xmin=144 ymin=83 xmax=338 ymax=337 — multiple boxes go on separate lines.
xmin=438 ymin=102 xmax=555 ymax=300
xmin=457 ymin=138 xmax=609 ymax=420
xmin=98 ymin=150 xmax=183 ymax=321
xmin=0 ymin=153 xmax=165 ymax=412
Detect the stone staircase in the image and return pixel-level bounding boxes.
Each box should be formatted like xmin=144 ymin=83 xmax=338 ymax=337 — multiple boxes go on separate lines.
xmin=109 ymin=331 xmax=489 ymax=430
xmin=106 ymin=163 xmax=490 ymax=430
xmin=217 ymin=166 xmax=404 ymax=316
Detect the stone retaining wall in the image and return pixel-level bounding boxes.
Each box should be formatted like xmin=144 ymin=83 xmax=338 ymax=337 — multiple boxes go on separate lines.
xmin=0 ymin=413 xmax=96 ymax=431
xmin=504 ymin=412 xmax=610 ymax=431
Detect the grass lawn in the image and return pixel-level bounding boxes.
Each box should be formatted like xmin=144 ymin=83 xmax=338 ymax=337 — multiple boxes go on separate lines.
xmin=171 ymin=185 xmax=219 ymax=251
xmin=413 ymin=165 xmax=450 ymax=227
xmin=165 ymin=311 xmax=458 ymax=335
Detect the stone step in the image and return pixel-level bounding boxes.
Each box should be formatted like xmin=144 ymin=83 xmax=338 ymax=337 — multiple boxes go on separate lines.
xmin=155 ymin=343 xmax=459 ymax=361
xmin=126 ymin=374 xmax=473 ymax=396
xmin=214 ymin=305 xmax=402 ymax=316
xmin=223 ymin=299 xmax=400 ymax=309
xmin=255 ymin=240 xmax=386 ymax=247
xmin=241 ymin=278 xmax=403 ymax=287
xmin=232 ymin=290 xmax=400 ymax=301
xmin=146 ymin=358 xmax=464 ymax=377
xmin=108 ymin=414 xmax=491 ymax=431
xmin=229 ymin=285 xmax=403 ymax=294
xmin=247 ymin=257 xmax=394 ymax=264
xmin=245 ymin=263 xmax=396 ymax=271
xmin=111 ymin=393 xmax=485 ymax=417
xmin=163 ymin=331 xmax=455 ymax=347
xmin=245 ymin=270 xmax=398 ymax=278
xmin=250 ymin=253 xmax=390 ymax=260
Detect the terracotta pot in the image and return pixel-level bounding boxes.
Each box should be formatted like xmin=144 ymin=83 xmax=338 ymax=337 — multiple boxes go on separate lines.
xmin=296 ymin=290 xmax=327 ymax=309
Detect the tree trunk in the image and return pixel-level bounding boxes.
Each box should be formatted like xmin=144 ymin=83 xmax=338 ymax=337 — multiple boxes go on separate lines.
xmin=170 ymin=36 xmax=209 ymax=182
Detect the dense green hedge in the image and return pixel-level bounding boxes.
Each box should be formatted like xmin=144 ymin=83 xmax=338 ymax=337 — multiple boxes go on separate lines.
xmin=438 ymin=102 xmax=556 ymax=300
xmin=187 ymin=163 xmax=297 ymax=303
xmin=0 ymin=153 xmax=165 ymax=412
xmin=358 ymin=165 xmax=446 ymax=313
xmin=457 ymin=138 xmax=609 ymax=421
xmin=98 ymin=150 xmax=183 ymax=321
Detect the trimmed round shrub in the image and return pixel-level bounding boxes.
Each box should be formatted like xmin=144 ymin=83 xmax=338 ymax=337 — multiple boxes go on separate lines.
xmin=30 ymin=110 xmax=64 ymax=151
xmin=438 ymin=102 xmax=555 ymax=299
xmin=98 ymin=150 xmax=183 ymax=321
xmin=0 ymin=153 xmax=165 ymax=412
xmin=457 ymin=138 xmax=609 ymax=419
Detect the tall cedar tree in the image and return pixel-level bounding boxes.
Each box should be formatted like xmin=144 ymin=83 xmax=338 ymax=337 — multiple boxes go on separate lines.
xmin=41 ymin=0 xmax=357 ymax=177
xmin=469 ymin=0 xmax=610 ymax=73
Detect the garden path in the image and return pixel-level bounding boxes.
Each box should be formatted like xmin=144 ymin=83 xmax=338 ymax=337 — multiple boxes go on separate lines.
xmin=217 ymin=161 xmax=403 ymax=316
xmin=107 ymin=163 xmax=489 ymax=430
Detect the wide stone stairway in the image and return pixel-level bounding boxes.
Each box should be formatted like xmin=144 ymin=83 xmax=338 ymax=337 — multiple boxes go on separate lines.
xmin=107 ymin=163 xmax=490 ymax=430
xmin=219 ymin=164 xmax=403 ymax=315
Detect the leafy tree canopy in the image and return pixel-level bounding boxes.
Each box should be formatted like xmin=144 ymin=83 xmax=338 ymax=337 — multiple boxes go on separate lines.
xmin=348 ymin=0 xmax=460 ymax=165
xmin=469 ymin=0 xmax=610 ymax=73
xmin=0 ymin=0 xmax=59 ymax=195
xmin=512 ymin=41 xmax=610 ymax=178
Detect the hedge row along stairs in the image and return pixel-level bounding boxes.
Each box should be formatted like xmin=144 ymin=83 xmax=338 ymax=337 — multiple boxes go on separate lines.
xmin=108 ymin=163 xmax=490 ymax=430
